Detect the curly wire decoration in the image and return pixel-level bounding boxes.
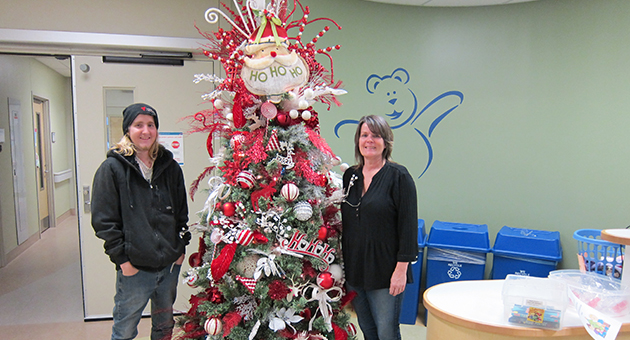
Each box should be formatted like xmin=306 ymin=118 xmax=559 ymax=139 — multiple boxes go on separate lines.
xmin=205 ymin=7 xmax=249 ymax=38
xmin=247 ymin=0 xmax=263 ymax=32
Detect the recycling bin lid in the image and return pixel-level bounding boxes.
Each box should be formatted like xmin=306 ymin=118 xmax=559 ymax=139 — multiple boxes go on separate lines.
xmin=492 ymin=226 xmax=562 ymax=261
xmin=426 ymin=220 xmax=491 ymax=253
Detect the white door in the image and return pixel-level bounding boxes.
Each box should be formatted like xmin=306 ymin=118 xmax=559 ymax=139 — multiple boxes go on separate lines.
xmin=73 ymin=55 xmax=213 ymax=319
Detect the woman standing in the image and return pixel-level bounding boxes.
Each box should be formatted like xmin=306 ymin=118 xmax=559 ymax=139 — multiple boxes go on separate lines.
xmin=341 ymin=115 xmax=418 ymax=340
xmin=91 ymin=103 xmax=190 ymax=340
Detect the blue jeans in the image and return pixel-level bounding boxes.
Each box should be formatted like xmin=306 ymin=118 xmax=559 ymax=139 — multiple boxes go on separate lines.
xmin=111 ymin=264 xmax=181 ymax=340
xmin=347 ymin=284 xmax=403 ymax=340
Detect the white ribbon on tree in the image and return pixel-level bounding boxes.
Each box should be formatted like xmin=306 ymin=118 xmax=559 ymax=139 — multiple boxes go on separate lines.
xmin=253 ymin=253 xmax=285 ymax=280
xmin=203 ymin=176 xmax=231 ymax=224
xmin=302 ymin=284 xmax=343 ymax=332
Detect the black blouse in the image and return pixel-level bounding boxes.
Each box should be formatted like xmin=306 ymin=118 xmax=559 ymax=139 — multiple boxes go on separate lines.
xmin=341 ymin=161 xmax=419 ymax=290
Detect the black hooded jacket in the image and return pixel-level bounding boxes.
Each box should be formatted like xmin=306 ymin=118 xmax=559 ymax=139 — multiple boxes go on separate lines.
xmin=91 ymin=146 xmax=190 ymax=271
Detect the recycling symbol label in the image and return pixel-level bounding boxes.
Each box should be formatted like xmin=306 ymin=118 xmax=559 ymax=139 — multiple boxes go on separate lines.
xmin=447 ymin=261 xmax=462 ymax=279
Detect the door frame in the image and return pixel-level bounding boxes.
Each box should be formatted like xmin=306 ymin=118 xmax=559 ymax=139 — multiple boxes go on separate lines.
xmin=32 ymin=96 xmax=56 ymax=233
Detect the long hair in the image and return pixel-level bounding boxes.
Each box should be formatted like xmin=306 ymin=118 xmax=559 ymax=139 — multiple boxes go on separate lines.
xmin=353 ymin=115 xmax=394 ymax=168
xmin=113 ymin=134 xmax=161 ymax=161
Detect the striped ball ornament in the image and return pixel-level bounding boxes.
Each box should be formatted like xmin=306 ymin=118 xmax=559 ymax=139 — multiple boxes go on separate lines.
xmin=236 ymin=170 xmax=256 ymax=189
xmin=204 ymin=317 xmax=222 ymax=336
xmin=236 ymin=228 xmax=254 ymax=246
xmin=281 ymin=183 xmax=299 ymax=202
xmin=230 ymin=133 xmax=245 ymax=149
xmin=293 ymin=201 xmax=313 ymax=221
xmin=347 ymin=323 xmax=357 ymax=336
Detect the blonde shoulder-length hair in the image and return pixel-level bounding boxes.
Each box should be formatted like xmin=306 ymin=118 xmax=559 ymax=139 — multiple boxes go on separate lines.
xmin=113 ymin=134 xmax=161 ymax=160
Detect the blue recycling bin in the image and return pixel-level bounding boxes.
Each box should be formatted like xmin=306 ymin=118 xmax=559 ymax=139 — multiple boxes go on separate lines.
xmin=425 ymin=220 xmax=490 ymax=289
xmin=491 ymin=226 xmax=562 ymax=279
xmin=399 ymin=219 xmax=426 ymax=325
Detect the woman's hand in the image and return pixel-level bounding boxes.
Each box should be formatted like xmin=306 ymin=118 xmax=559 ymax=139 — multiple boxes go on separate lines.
xmin=389 ymin=262 xmax=409 ymax=296
xmin=120 ymin=261 xmax=139 ymax=276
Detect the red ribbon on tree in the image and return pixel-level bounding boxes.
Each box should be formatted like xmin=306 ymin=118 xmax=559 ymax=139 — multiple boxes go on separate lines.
xmin=232 ymin=92 xmax=246 ymax=128
xmin=210 ymin=243 xmax=238 ymax=281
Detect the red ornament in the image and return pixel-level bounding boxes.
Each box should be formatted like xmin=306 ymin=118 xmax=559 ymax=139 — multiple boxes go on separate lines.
xmin=188 ymin=252 xmax=202 ymax=267
xmin=318 ymin=226 xmax=328 ymax=241
xmin=318 ymin=173 xmax=328 ymax=186
xmin=222 ymin=202 xmax=236 ymax=216
xmin=317 ymin=272 xmax=334 ymax=289
xmin=205 ymin=317 xmax=223 ymax=335
xmin=252 ymin=230 xmax=269 ymax=244
xmin=230 ymin=133 xmax=246 ymax=149
xmin=236 ymin=229 xmax=254 ymax=246
xmin=236 ymin=170 xmax=256 ymax=189
xmin=276 ymin=112 xmax=291 ymax=126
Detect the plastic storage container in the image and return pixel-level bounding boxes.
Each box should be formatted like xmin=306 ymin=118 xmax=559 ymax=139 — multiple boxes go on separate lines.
xmin=502 ymin=274 xmax=568 ymax=330
xmin=399 ymin=219 xmax=426 ymax=325
xmin=491 ymin=226 xmax=562 ymax=279
xmin=574 ymin=229 xmax=624 ymax=280
xmin=549 ymin=269 xmax=630 ymax=317
xmin=425 ymin=220 xmax=490 ymax=289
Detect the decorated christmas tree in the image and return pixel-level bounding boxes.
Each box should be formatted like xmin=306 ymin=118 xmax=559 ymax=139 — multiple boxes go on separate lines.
xmin=177 ymin=1 xmax=356 ymax=339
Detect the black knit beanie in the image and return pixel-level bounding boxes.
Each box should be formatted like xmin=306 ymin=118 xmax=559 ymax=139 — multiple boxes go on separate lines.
xmin=122 ymin=103 xmax=159 ymax=134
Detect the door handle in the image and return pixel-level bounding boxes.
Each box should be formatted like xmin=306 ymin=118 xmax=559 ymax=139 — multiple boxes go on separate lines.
xmin=83 ymin=185 xmax=91 ymax=213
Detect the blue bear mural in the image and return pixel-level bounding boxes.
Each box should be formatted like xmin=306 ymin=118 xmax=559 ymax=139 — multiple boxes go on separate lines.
xmin=334 ymin=68 xmax=464 ymax=178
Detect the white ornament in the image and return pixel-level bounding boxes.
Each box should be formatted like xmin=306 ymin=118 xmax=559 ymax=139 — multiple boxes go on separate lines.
xmin=298 ymin=99 xmax=309 ymax=109
xmin=328 ymin=264 xmax=344 ymax=283
xmin=226 ymin=112 xmax=233 ymax=121
xmin=293 ymin=201 xmax=313 ymax=221
xmin=184 ymin=271 xmax=198 ymax=287
xmin=304 ymin=88 xmax=315 ymax=99
xmin=210 ymin=228 xmax=224 ymax=244
xmin=236 ymin=254 xmax=260 ymax=278
xmin=333 ymin=156 xmax=342 ymax=166
xmin=204 ymin=317 xmax=222 ymax=336
xmin=281 ymin=183 xmax=299 ymax=202
xmin=340 ymin=163 xmax=349 ymax=172
xmin=289 ymin=109 xmax=299 ymax=119
xmin=301 ymin=110 xmax=311 ymax=121
xmin=214 ymin=99 xmax=224 ymax=109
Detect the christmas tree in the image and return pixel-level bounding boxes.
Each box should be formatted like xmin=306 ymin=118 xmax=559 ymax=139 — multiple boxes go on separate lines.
xmin=177 ymin=1 xmax=356 ymax=339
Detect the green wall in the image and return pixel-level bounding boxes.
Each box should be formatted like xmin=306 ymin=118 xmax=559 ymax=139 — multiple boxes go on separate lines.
xmin=304 ymin=0 xmax=630 ymax=271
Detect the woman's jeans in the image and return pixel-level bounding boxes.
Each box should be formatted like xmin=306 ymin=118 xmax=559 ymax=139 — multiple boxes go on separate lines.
xmin=111 ymin=264 xmax=181 ymax=340
xmin=347 ymin=283 xmax=404 ymax=340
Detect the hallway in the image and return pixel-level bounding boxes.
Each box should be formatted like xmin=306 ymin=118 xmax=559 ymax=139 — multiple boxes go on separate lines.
xmin=0 ymin=215 xmax=152 ymax=339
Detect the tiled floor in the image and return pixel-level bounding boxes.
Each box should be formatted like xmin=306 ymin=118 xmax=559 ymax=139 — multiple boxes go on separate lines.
xmin=0 ymin=215 xmax=426 ymax=339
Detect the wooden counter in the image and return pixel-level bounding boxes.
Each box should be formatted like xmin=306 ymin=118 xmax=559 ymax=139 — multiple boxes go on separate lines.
xmin=424 ymin=279 xmax=630 ymax=340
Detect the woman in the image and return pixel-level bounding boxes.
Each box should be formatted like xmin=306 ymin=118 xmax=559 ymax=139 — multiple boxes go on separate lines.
xmin=91 ymin=103 xmax=190 ymax=340
xmin=341 ymin=115 xmax=418 ymax=340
